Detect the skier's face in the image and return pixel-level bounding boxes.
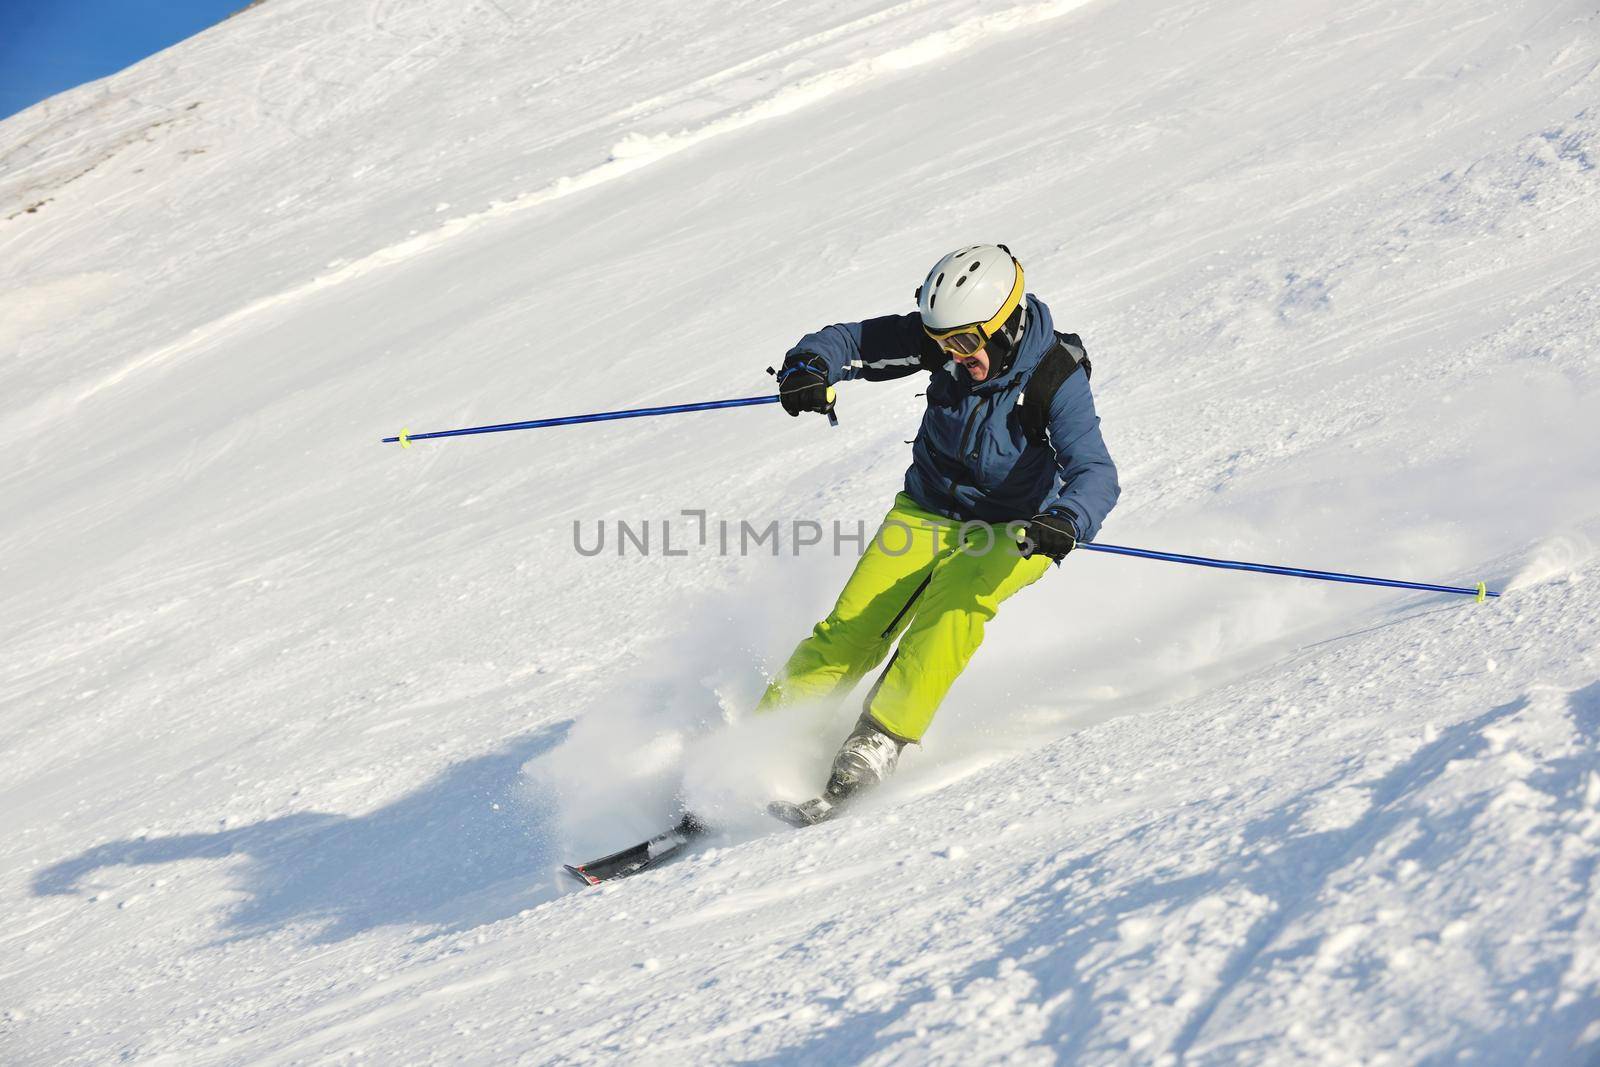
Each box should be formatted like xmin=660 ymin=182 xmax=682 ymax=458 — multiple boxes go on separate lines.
xmin=956 ymin=345 xmax=990 ymax=382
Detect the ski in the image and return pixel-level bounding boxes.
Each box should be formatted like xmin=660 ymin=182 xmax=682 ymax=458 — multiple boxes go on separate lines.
xmin=766 ymin=796 xmax=839 ymax=828
xmin=562 ymin=811 xmax=707 ymax=886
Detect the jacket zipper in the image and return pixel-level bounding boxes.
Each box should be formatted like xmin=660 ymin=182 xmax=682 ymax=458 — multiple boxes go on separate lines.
xmin=948 ymin=387 xmax=993 ymax=500
xmin=957 ymin=395 xmax=989 ymax=468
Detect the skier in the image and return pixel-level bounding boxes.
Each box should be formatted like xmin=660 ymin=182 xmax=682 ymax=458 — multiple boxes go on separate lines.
xmin=763 ymin=244 xmax=1120 ymax=824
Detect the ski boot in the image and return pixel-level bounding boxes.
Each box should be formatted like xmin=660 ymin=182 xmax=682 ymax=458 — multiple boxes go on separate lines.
xmin=769 ymin=715 xmax=906 ymax=827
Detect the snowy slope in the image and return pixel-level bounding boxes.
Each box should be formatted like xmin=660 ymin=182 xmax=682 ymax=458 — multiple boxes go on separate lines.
xmin=3 ymin=0 xmax=1599 ymax=1063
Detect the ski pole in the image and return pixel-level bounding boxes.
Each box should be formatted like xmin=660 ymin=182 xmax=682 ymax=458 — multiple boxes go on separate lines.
xmin=382 ymin=389 xmax=837 ymax=447
xmin=1077 ymin=541 xmax=1499 ymax=601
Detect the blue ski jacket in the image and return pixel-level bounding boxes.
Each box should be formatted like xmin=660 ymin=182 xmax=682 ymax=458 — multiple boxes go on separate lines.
xmin=786 ymin=295 xmax=1119 ymax=540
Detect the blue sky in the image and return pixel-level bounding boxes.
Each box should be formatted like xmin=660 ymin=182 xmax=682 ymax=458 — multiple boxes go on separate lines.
xmin=0 ymin=0 xmax=250 ymax=120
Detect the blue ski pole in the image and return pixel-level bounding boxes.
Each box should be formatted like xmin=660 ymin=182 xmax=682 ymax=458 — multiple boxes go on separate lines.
xmin=1077 ymin=542 xmax=1499 ymax=601
xmin=382 ymin=389 xmax=836 ymax=447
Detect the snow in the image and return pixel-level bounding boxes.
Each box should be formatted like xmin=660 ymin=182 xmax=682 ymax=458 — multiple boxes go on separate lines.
xmin=3 ymin=0 xmax=1599 ymax=1063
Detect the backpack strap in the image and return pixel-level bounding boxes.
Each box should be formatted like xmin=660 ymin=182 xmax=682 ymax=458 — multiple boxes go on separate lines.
xmin=1016 ymin=332 xmax=1091 ymax=447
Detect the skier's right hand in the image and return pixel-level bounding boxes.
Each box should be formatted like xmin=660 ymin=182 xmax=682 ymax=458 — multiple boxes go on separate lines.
xmin=775 ymin=354 xmax=833 ymax=417
xmin=1017 ymin=510 xmax=1079 ymax=561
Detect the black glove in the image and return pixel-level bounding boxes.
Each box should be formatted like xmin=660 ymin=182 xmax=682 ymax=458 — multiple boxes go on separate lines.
xmin=1017 ymin=510 xmax=1078 ymax=561
xmin=775 ymin=354 xmax=833 ymax=417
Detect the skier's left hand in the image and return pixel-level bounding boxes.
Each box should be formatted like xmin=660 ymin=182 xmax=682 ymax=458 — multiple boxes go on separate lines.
xmin=1017 ymin=510 xmax=1078 ymax=561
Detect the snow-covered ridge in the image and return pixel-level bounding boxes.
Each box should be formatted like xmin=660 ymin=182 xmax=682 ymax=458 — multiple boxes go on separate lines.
xmin=3 ymin=0 xmax=1599 ymax=1062
xmin=3 ymin=0 xmax=1100 ymax=437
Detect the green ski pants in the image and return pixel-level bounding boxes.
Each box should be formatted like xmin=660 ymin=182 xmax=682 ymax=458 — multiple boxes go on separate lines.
xmin=755 ymin=492 xmax=1052 ymax=742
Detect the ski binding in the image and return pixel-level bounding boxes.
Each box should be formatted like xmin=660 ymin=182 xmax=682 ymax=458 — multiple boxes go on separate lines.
xmin=767 ymin=795 xmax=839 ymax=828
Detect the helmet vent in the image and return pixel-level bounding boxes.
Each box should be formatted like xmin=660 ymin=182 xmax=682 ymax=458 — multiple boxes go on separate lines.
xmin=936 ymin=272 xmax=945 ymax=286
xmin=969 ymin=260 xmax=982 ymax=271
xmin=955 ymin=275 xmax=967 ymax=287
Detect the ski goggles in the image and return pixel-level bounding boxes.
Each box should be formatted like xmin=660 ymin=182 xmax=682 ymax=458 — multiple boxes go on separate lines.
xmin=924 ymin=323 xmax=989 ymax=356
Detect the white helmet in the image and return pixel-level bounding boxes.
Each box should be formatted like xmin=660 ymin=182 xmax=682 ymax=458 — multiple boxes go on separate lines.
xmin=916 ymin=244 xmax=1026 ymax=349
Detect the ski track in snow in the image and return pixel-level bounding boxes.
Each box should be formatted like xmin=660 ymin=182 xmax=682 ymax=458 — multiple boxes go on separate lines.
xmin=3 ymin=0 xmax=1600 ymax=1063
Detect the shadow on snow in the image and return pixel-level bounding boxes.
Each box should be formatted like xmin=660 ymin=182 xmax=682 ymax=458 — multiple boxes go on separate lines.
xmin=31 ymin=720 xmax=572 ymax=944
